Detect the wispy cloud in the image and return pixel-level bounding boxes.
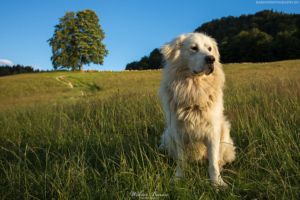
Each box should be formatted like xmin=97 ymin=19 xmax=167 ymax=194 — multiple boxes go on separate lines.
xmin=0 ymin=59 xmax=13 ymax=66
xmin=34 ymin=66 xmax=44 ymax=71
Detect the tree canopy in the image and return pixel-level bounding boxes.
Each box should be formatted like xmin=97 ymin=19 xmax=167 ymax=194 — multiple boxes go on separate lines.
xmin=125 ymin=48 xmax=163 ymax=70
xmin=220 ymin=28 xmax=274 ymax=63
xmin=48 ymin=9 xmax=108 ymax=71
xmin=195 ymin=9 xmax=300 ymax=63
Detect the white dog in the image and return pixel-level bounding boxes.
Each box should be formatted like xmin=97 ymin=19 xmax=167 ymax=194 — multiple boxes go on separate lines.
xmin=158 ymin=32 xmax=236 ymax=186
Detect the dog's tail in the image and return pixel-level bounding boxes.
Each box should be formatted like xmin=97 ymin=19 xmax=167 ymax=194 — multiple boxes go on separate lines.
xmin=222 ymin=137 xmax=236 ymax=163
xmin=187 ymin=141 xmax=208 ymax=162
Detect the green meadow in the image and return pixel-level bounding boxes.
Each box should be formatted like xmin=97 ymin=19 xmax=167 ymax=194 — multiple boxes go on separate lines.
xmin=0 ymin=60 xmax=300 ymax=199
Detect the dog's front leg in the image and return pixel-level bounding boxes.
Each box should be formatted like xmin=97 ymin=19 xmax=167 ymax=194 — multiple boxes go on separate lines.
xmin=207 ymin=133 xmax=227 ymax=186
xmin=174 ymin=137 xmax=186 ymax=179
xmin=168 ymin=125 xmax=186 ymax=179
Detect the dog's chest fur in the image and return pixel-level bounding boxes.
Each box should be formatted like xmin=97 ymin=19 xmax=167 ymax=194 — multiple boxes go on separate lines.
xmin=159 ymin=65 xmax=225 ymax=140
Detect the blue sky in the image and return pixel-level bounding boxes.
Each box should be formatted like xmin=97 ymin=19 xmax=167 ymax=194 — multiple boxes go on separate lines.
xmin=0 ymin=0 xmax=299 ymax=71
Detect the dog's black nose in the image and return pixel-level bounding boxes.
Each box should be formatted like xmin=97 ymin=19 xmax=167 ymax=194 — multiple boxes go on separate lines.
xmin=205 ymin=56 xmax=215 ymax=64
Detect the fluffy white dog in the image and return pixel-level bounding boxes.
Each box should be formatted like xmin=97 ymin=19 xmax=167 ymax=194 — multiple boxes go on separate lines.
xmin=158 ymin=32 xmax=236 ymax=186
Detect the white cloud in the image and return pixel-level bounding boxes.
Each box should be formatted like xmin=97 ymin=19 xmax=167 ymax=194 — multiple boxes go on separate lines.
xmin=0 ymin=59 xmax=13 ymax=66
xmin=34 ymin=66 xmax=44 ymax=71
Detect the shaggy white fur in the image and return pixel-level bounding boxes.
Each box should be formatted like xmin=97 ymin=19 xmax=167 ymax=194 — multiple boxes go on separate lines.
xmin=158 ymin=33 xmax=236 ymax=186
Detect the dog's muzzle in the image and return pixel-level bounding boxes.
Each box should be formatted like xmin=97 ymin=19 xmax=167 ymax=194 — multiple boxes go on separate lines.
xmin=193 ymin=64 xmax=214 ymax=76
xmin=193 ymin=55 xmax=216 ymax=76
xmin=204 ymin=55 xmax=215 ymax=75
xmin=207 ymin=64 xmax=214 ymax=74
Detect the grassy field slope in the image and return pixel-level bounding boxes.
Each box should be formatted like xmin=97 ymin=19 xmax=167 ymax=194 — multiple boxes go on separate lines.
xmin=1 ymin=60 xmax=299 ymax=111
xmin=0 ymin=60 xmax=299 ymax=199
xmin=65 ymin=70 xmax=162 ymax=97
xmin=0 ymin=72 xmax=82 ymax=110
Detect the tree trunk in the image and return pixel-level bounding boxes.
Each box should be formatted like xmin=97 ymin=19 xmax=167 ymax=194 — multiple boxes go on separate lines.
xmin=79 ymin=60 xmax=83 ymax=71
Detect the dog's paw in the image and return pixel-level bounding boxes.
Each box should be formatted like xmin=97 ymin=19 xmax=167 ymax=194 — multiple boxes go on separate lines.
xmin=209 ymin=178 xmax=228 ymax=187
xmin=218 ymin=179 xmax=228 ymax=187
xmin=158 ymin=143 xmax=165 ymax=151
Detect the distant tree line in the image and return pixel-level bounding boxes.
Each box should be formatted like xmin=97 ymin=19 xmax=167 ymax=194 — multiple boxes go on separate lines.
xmin=125 ymin=48 xmax=163 ymax=70
xmin=126 ymin=10 xmax=300 ymax=69
xmin=0 ymin=65 xmax=45 ymax=77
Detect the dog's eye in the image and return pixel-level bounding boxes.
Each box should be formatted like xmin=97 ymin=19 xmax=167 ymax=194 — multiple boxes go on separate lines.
xmin=208 ymin=47 xmax=212 ymax=52
xmin=191 ymin=46 xmax=198 ymax=51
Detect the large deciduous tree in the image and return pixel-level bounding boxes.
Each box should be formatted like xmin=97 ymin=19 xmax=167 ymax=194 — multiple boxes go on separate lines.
xmin=48 ymin=10 xmax=108 ymax=71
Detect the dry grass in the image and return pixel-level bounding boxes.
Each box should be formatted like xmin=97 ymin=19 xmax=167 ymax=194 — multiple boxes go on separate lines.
xmin=1 ymin=60 xmax=298 ymax=111
xmin=65 ymin=70 xmax=162 ymax=98
xmin=0 ymin=60 xmax=299 ymax=199
xmin=0 ymin=72 xmax=80 ymax=110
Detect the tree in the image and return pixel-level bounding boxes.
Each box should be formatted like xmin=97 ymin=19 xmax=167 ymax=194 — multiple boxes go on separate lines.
xmin=136 ymin=56 xmax=150 ymax=70
xmin=48 ymin=10 xmax=108 ymax=71
xmin=124 ymin=48 xmax=163 ymax=71
xmin=272 ymin=31 xmax=300 ymax=60
xmin=0 ymin=65 xmax=37 ymax=77
xmin=125 ymin=61 xmax=138 ymax=70
xmin=222 ymin=28 xmax=274 ymax=63
xmin=149 ymin=48 xmax=163 ymax=69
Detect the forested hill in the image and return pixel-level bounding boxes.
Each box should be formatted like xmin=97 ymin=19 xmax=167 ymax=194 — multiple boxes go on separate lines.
xmin=195 ymin=10 xmax=300 ymax=63
xmin=126 ymin=10 xmax=300 ymax=70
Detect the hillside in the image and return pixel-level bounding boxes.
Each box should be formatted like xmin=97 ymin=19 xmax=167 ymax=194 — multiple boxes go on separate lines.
xmin=195 ymin=10 xmax=300 ymax=42
xmin=0 ymin=60 xmax=299 ymax=111
xmin=0 ymin=71 xmax=80 ymax=110
xmin=65 ymin=70 xmax=162 ymax=98
xmin=0 ymin=60 xmax=299 ymax=199
xmin=195 ymin=10 xmax=300 ymax=63
xmin=0 ymin=70 xmax=162 ymax=111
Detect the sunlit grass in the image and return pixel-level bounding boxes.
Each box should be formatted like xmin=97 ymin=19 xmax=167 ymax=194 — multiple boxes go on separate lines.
xmin=0 ymin=71 xmax=81 ymax=110
xmin=0 ymin=60 xmax=299 ymax=199
xmin=65 ymin=70 xmax=162 ymax=97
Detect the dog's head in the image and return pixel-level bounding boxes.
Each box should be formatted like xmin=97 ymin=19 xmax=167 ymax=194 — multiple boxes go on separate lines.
xmin=161 ymin=33 xmax=220 ymax=76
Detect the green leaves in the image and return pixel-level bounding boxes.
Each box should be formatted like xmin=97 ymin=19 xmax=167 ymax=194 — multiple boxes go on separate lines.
xmin=194 ymin=10 xmax=300 ymax=63
xmin=48 ymin=10 xmax=108 ymax=71
xmin=125 ymin=49 xmax=163 ymax=71
xmin=221 ymin=28 xmax=274 ymax=63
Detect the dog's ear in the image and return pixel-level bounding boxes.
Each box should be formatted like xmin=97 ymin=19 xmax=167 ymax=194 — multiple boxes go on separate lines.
xmin=160 ymin=34 xmax=186 ymax=63
xmin=211 ymin=39 xmax=220 ymax=63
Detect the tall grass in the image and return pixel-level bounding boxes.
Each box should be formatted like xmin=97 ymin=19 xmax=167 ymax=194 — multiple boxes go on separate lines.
xmin=0 ymin=60 xmax=299 ymax=199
